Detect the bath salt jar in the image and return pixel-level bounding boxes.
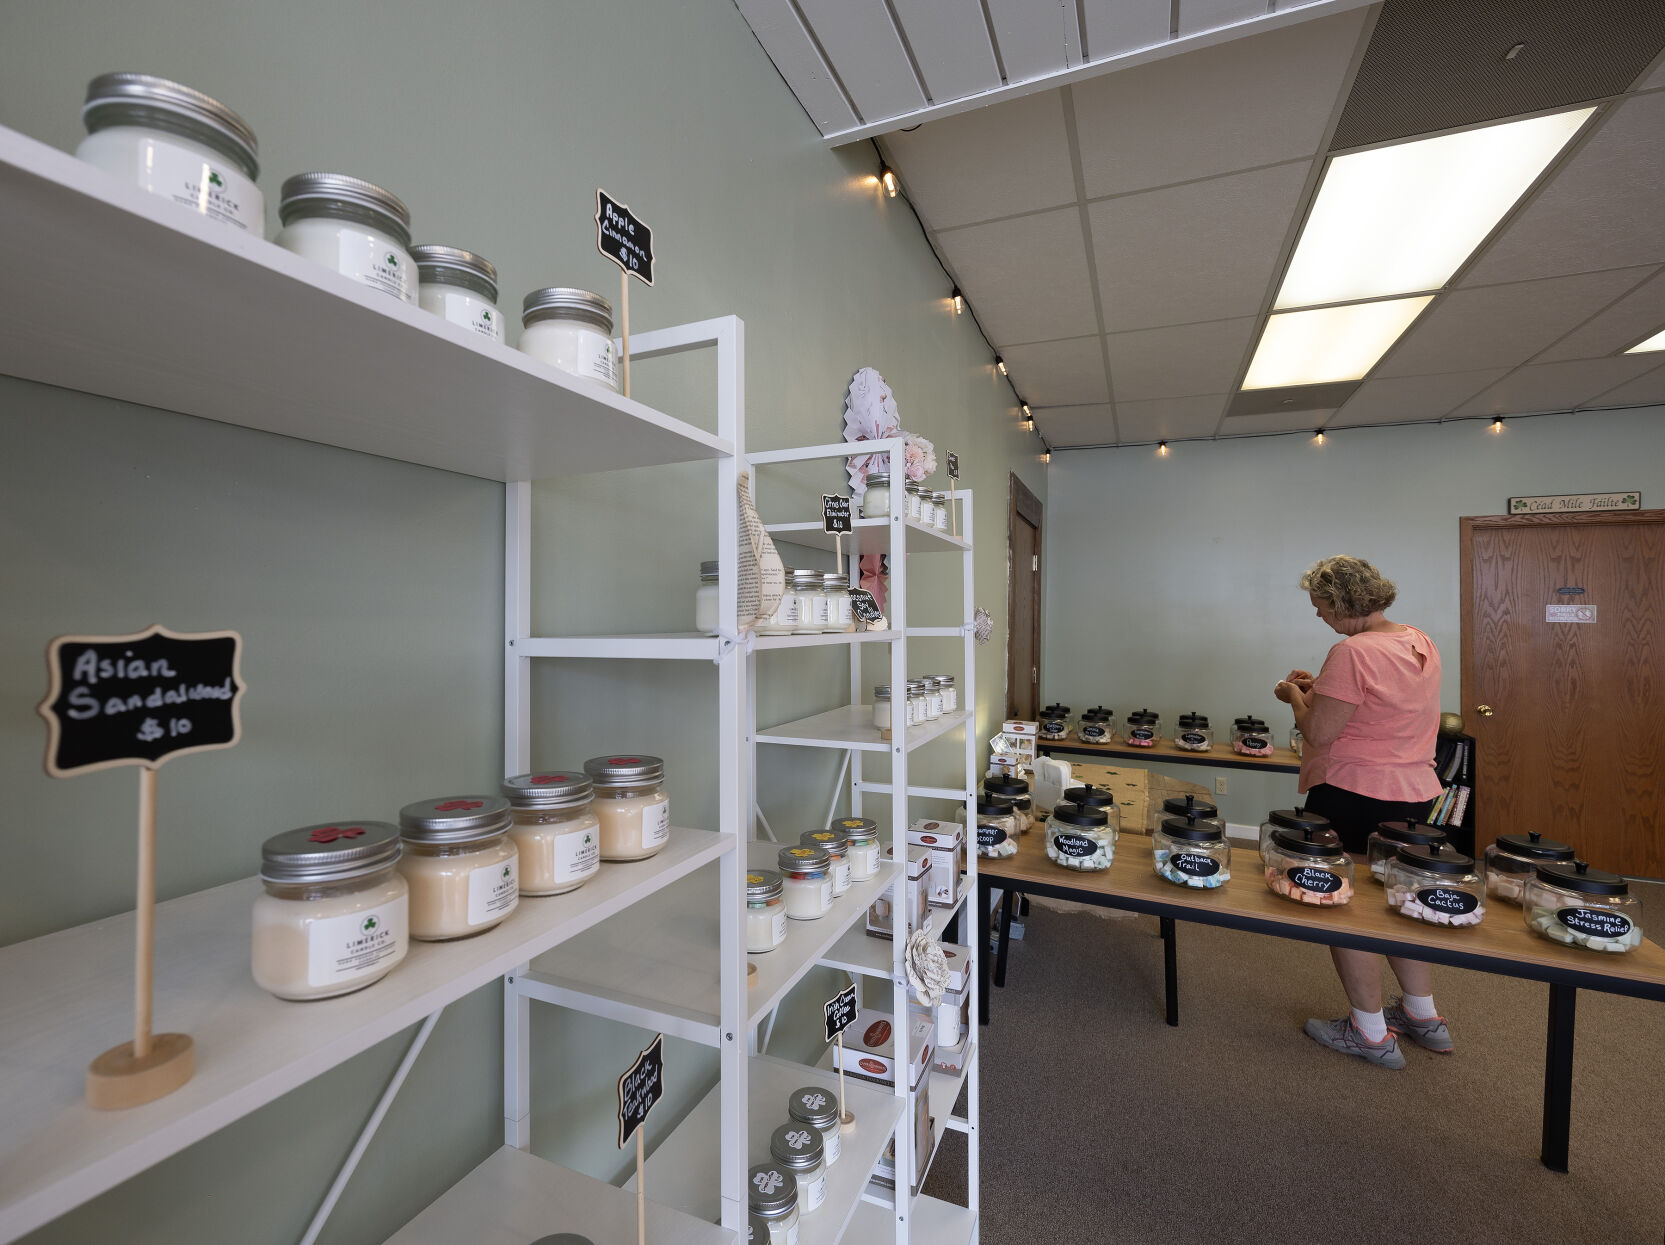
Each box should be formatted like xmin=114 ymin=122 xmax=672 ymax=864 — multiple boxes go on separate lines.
xmin=1232 ymin=717 xmax=1275 ymax=757
xmin=275 ymin=173 xmax=417 ymax=303
xmin=983 ymin=776 xmax=1033 ymax=835
xmin=746 ymin=870 xmax=788 ymax=954
xmin=823 ymin=573 xmax=853 ymax=632
xmin=1039 ymin=703 xmax=1072 ymax=741
xmin=1386 ymin=843 xmax=1485 ymax=927
xmin=397 ymin=796 xmax=519 ymax=940
xmin=1524 ymin=860 xmax=1644 ymax=953
xmin=1485 ymin=830 xmax=1575 ymax=905
xmin=1259 ymin=807 xmax=1331 ymax=861
xmin=904 ymin=480 xmax=925 ymax=523
xmin=1153 ymin=816 xmax=1231 ymax=889
xmin=770 ymin=1122 xmax=828 ymax=1215
xmin=1367 ymin=820 xmax=1447 ymax=885
xmin=872 ymin=685 xmax=894 ymax=739
xmin=1161 ymin=795 xmax=1224 ymax=833
xmin=788 ymin=1085 xmax=843 ymax=1168
xmin=501 ymin=771 xmax=602 ymax=896
xmin=584 ymin=755 xmax=671 ymax=861
xmin=1063 ymin=785 xmax=1121 ymax=830
xmin=801 ymin=830 xmax=852 ymax=897
xmin=834 ymin=817 xmax=882 ymax=881
xmin=756 ymin=569 xmax=802 ymax=635
xmin=252 ymin=821 xmax=409 ymax=1001
xmin=77 ymin=72 xmax=264 ymax=232
xmin=409 ymin=245 xmax=504 ymax=341
xmin=748 ymin=1160 xmax=800 ymax=1242
xmin=1124 ymin=709 xmax=1161 ymax=747
xmin=778 ymin=845 xmax=834 ymax=920
xmin=976 ymin=798 xmax=1019 ymax=859
xmin=695 ymin=560 xmax=721 ymax=634
xmin=791 ymin=568 xmax=829 ymax=633
xmin=519 ymin=287 xmax=618 ymax=390
xmin=1264 ymin=826 xmax=1354 ymax=907
xmin=937 ymin=674 xmax=957 ymax=713
xmin=1174 ymin=713 xmax=1214 ymax=752
xmin=860 ymin=470 xmax=892 ymax=519
xmin=1077 ymin=708 xmax=1113 ymax=744
xmin=1046 ymin=801 xmax=1116 ymax=871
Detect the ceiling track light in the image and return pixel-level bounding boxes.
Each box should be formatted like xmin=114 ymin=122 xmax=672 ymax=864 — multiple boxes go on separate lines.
xmin=879 ymin=164 xmax=898 ymax=198
xmin=995 ymin=356 xmax=1007 ymax=377
xmin=951 ymin=288 xmax=964 ymax=315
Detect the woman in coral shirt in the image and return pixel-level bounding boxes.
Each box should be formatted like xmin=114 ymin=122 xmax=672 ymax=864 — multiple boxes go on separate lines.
xmin=1275 ymin=556 xmax=1447 ymax=1070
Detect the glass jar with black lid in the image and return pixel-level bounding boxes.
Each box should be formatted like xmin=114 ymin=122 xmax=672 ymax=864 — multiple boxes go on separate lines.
xmin=1385 ymin=842 xmax=1484 ymax=927
xmin=1046 ymin=800 xmax=1115 ymax=871
xmin=1174 ymin=712 xmax=1213 ymax=752
xmin=1077 ymin=705 xmax=1114 ymax=744
xmin=1153 ymin=816 xmax=1231 ymax=889
xmin=1524 ymin=860 xmax=1643 ymax=952
xmin=976 ymin=797 xmax=1019 ymax=859
xmin=1259 ymin=807 xmax=1331 ymax=861
xmin=1039 ymin=703 xmax=1072 ymax=740
xmin=1367 ymin=821 xmax=1447 ymax=884
xmin=1232 ymin=716 xmax=1274 ymax=756
xmin=1063 ymin=785 xmax=1121 ymax=831
xmin=1485 ymin=830 xmax=1575 ymax=905
xmin=1162 ymin=794 xmax=1223 ymax=833
xmin=1264 ymin=825 xmax=1354 ymax=906
xmin=983 ymin=775 xmax=1033 ymax=835
xmin=1124 ymin=708 xmax=1160 ymax=747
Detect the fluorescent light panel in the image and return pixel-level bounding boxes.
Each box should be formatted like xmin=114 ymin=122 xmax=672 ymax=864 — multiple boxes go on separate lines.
xmin=1243 ymin=296 xmax=1433 ymax=389
xmin=1275 ymin=108 xmax=1594 ymax=310
xmin=1626 ymin=326 xmax=1665 ymax=354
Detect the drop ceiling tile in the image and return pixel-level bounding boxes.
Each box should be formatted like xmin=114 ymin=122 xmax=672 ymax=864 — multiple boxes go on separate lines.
xmin=1114 ymin=394 xmax=1228 ymax=441
xmin=935 ymin=208 xmax=1100 ymax=343
xmin=1375 ymin=269 xmax=1654 ymax=377
xmin=1000 ymin=337 xmax=1109 ymax=405
xmin=1462 ymin=93 xmax=1665 ymax=285
xmin=1642 ymin=54 xmax=1665 ymax=91
xmin=1449 ymin=357 xmax=1664 ymax=417
xmin=1536 ymin=270 xmax=1665 ymax=361
xmin=1071 ymin=10 xmax=1366 ymax=196
xmin=1106 ymin=317 xmax=1256 ymax=401
xmin=1583 ymin=360 xmax=1665 ymax=408
xmin=1034 ymin=403 xmax=1118 ymax=447
xmin=1330 ymin=370 xmax=1511 ymax=426
xmin=1080 ymin=0 xmax=1170 ymax=61
xmin=885 ymin=91 xmax=1076 ymax=230
xmin=1089 ymin=162 xmax=1311 ymax=331
xmin=1220 ymin=408 xmax=1337 ymax=435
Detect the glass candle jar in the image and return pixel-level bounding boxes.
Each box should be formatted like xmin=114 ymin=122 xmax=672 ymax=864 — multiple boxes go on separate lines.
xmin=398 ymin=796 xmax=519 ymax=940
xmin=276 ymin=173 xmax=416 ymax=303
xmin=1153 ymin=816 xmax=1231 ymax=889
xmin=907 ymin=681 xmax=928 ymax=726
xmin=253 ymin=820 xmax=408 ymax=1000
xmin=756 ymin=571 xmax=801 ymax=635
xmin=1485 ymin=831 xmax=1576 ymax=905
xmin=1524 ymin=860 xmax=1644 ymax=953
xmin=1264 ymin=826 xmax=1354 ymax=906
xmin=1367 ymin=821 xmax=1447 ymax=884
xmin=860 ymin=471 xmax=892 ymax=519
xmin=1259 ymin=808 xmax=1332 ymax=861
xmin=917 ymin=486 xmax=938 ymax=528
xmin=501 ymin=771 xmax=602 ymax=896
xmin=1039 ymin=703 xmax=1072 ymax=740
xmin=822 ymin=573 xmax=853 ymax=632
xmin=1232 ymin=717 xmax=1274 ymax=757
xmin=904 ymin=480 xmax=924 ymax=522
xmin=1385 ymin=843 xmax=1484 ymax=927
xmin=1046 ymin=801 xmax=1116 ymax=871
xmin=801 ymin=830 xmax=852 ymax=897
xmin=1077 ymin=709 xmax=1113 ymax=744
xmin=748 ymin=1160 xmax=801 ymax=1243
xmin=834 ymin=817 xmax=881 ymax=880
xmin=791 ymin=568 xmax=828 ymax=634
xmin=931 ymin=491 xmax=950 ymax=531
xmin=746 ymin=869 xmax=788 ymax=954
xmin=1161 ymin=795 xmax=1223 ymax=833
xmin=983 ymin=776 xmax=1033 ymax=835
xmin=778 ymin=845 xmax=833 ymax=919
xmin=922 ymin=677 xmax=944 ymax=720
xmin=976 ymin=798 xmax=1020 ymax=859
xmin=77 ymin=72 xmax=264 ymax=232
xmin=1174 ymin=713 xmax=1214 ymax=752
xmin=937 ymin=675 xmax=957 ymax=713
xmin=519 ymin=287 xmax=618 ymax=390
xmin=1063 ymin=785 xmax=1120 ymax=828
xmin=695 ymin=560 xmax=721 ymax=634
xmin=872 ymin=685 xmax=893 ymax=739
xmin=409 ymin=244 xmax=504 ymax=341
xmin=584 ymin=755 xmax=670 ymax=861
xmin=1124 ymin=709 xmax=1160 ymax=747
xmin=788 ymin=1086 xmax=843 ymax=1168
xmin=770 ymin=1122 xmax=827 ymax=1215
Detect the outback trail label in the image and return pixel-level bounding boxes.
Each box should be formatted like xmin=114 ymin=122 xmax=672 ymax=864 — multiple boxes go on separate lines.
xmin=1172 ymin=853 xmax=1221 ymax=878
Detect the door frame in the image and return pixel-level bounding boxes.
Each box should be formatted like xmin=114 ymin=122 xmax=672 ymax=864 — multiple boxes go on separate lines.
xmin=1007 ymin=472 xmax=1043 ymax=720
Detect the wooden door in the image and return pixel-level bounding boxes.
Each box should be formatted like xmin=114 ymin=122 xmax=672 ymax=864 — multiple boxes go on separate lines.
xmin=1462 ymin=511 xmax=1665 ymax=876
xmin=1007 ymin=473 xmax=1043 ymax=720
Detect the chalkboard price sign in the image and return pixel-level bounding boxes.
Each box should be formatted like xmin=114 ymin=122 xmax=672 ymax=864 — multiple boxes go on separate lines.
xmin=848 ymin=589 xmax=885 ymax=624
xmin=596 ymin=189 xmax=655 ymax=286
xmin=947 ymin=452 xmax=959 ymax=480
xmin=824 ymin=983 xmax=859 ymax=1044
xmin=39 ymin=626 xmax=245 ymax=777
xmin=617 ymin=1033 xmax=665 ymax=1148
xmin=823 ymin=493 xmax=852 ymax=534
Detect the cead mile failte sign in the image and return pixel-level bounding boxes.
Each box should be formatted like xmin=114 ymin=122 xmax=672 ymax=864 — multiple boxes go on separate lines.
xmin=1508 ymin=491 xmax=1639 ymax=514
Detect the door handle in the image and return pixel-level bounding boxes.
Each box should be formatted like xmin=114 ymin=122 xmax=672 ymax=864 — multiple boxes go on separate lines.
xmin=1476 ymin=705 xmax=1494 ymax=717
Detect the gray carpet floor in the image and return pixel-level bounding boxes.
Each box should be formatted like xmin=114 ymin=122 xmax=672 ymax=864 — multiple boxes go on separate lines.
xmin=922 ymin=887 xmax=1665 ymax=1245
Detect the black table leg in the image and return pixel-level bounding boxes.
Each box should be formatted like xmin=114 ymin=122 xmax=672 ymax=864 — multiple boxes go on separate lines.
xmin=1160 ymin=916 xmax=1179 ymax=1027
xmin=1542 ymin=982 xmax=1576 ymax=1172
xmin=994 ymin=889 xmax=1014 ymax=988
xmin=978 ymin=875 xmax=992 ymax=1026
xmin=1018 ymin=893 xmax=1030 ymax=917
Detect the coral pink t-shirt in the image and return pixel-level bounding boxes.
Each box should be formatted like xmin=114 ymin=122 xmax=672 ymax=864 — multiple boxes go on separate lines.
xmin=1299 ymin=625 xmax=1443 ymax=802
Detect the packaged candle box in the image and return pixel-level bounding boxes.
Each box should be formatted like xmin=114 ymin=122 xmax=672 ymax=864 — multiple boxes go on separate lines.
xmin=907 ymin=819 xmax=965 ymax=907
xmin=866 ymin=843 xmax=931 ymax=939
xmin=830 ymin=1007 xmax=934 ymax=1089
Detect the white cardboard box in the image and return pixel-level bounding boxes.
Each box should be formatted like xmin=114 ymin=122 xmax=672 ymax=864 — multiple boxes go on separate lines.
xmin=938 ymin=943 xmax=971 ymax=993
xmin=873 ymin=1075 xmax=932 ymax=1192
xmin=908 ymin=819 xmax=965 ymax=908
xmin=866 ymin=843 xmax=930 ymax=939
xmin=832 ymin=1007 xmax=934 ymax=1090
xmin=933 ymin=1034 xmax=971 ymax=1076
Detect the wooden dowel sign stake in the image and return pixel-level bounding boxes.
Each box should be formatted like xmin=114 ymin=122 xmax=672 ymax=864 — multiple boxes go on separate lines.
xmin=596 ymin=188 xmax=655 ymax=401
xmin=38 ymin=625 xmax=245 ymax=1109
xmin=825 ymin=981 xmax=859 ymax=1129
xmin=617 ymin=1033 xmax=665 ymax=1245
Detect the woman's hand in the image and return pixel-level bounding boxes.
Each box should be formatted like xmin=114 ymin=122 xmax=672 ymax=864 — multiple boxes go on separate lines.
xmin=1283 ymin=669 xmax=1315 ymax=694
xmin=1275 ymin=680 xmax=1310 ymax=708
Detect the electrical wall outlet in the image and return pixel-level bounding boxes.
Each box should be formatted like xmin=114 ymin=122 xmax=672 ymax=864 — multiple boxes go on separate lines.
xmin=1214 ymin=776 xmax=1228 ymax=794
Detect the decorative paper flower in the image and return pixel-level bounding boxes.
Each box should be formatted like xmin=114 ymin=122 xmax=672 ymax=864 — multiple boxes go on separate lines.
xmin=842 ymin=367 xmax=903 ymax=494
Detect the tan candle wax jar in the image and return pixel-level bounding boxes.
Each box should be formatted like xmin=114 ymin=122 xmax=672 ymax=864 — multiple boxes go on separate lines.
xmin=398 ymin=795 xmax=519 ymax=940
xmin=502 ymin=770 xmax=602 ymax=895
xmin=252 ymin=820 xmax=409 ymax=1001
xmin=584 ymin=754 xmax=670 ymax=860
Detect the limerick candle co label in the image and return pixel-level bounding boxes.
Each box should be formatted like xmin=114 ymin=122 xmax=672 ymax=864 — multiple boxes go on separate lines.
xmin=1287 ymin=866 xmax=1342 ymax=894
xmin=1559 ymin=907 xmax=1632 ymax=940
xmin=595 ymin=189 xmax=654 ymax=285
xmin=1053 ymin=833 xmax=1099 ymax=858
xmin=616 ymin=1033 xmax=665 ymax=1148
xmin=1172 ymin=853 xmax=1221 ymax=878
xmin=1417 ymin=887 xmax=1479 ymax=916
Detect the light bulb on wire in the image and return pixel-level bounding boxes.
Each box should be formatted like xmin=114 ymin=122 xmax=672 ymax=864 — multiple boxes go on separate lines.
xmin=1021 ymin=402 xmax=1032 ymax=425
xmin=1491 ymin=416 xmax=1505 ymax=433
xmin=879 ymin=165 xmax=898 ymax=198
xmin=951 ymin=288 xmax=964 ymax=315
xmin=1313 ymin=429 xmax=1326 ymax=446
xmin=995 ymin=357 xmax=1007 ymax=377
xmin=1158 ymin=441 xmax=1169 ymax=457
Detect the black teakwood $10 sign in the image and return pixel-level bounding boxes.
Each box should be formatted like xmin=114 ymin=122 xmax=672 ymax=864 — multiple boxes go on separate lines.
xmin=617 ymin=1033 xmax=665 ymax=1148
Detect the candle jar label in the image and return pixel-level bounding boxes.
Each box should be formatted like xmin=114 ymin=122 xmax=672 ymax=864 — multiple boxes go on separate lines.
xmin=468 ymin=857 xmax=520 ymax=925
xmin=1052 ymin=833 xmax=1099 ymax=858
xmin=553 ymin=825 xmax=602 ymax=882
xmin=334 ymin=232 xmax=418 ymax=302
xmin=643 ymin=801 xmax=671 ymax=850
xmin=1172 ymin=853 xmax=1220 ymax=878
xmin=1287 ymin=866 xmax=1342 ymax=894
xmin=1559 ymin=907 xmax=1631 ymax=939
xmin=307 ymin=895 xmax=408 ymax=987
xmin=1417 ymin=887 xmax=1479 ymax=915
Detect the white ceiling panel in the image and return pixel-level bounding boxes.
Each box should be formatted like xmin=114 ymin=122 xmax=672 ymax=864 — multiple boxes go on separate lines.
xmin=1080 ymin=0 xmax=1171 ymax=61
xmin=1329 ymin=370 xmax=1511 ymax=426
xmin=1462 ymin=93 xmax=1665 ymax=285
xmin=1220 ymin=408 xmax=1337 ymax=435
xmin=983 ymin=0 xmax=1083 ymax=84
xmin=890 ymin=0 xmax=1001 ymax=104
xmin=1089 ymin=162 xmax=1311 ymax=331
xmin=1642 ymin=54 xmax=1665 ymax=91
xmin=1106 ymin=316 xmax=1257 ymax=401
xmin=1582 ymin=360 xmax=1665 ymax=409
xmin=935 ymin=208 xmax=1100 ymax=343
xmin=1535 ymin=269 xmax=1665 ymax=361
xmin=1072 ymin=10 xmax=1366 ymax=196
xmin=732 ymin=0 xmax=859 ymax=133
xmin=1179 ymin=0 xmax=1282 ymax=38
xmin=883 ymin=91 xmax=1076 ymax=229
xmin=1449 ymin=357 xmax=1665 ymax=417
xmin=1000 ymin=337 xmax=1109 ymax=405
xmin=1114 ymin=393 xmax=1229 ymax=440
xmin=1375 ymin=269 xmax=1655 ymax=377
xmin=1035 ymin=403 xmax=1118 ymax=446
xmin=795 ymin=0 xmax=927 ymax=123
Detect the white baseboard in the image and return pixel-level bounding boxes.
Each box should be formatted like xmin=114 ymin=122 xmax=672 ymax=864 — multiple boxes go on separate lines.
xmin=1226 ymin=822 xmax=1260 ymax=846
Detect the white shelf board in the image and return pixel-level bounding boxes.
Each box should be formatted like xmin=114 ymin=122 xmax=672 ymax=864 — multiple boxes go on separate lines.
xmin=517 ymin=633 xmax=723 ymax=661
xmin=848 ymin=1192 xmax=977 ymax=1245
xmin=818 ymin=886 xmax=969 ymax=980
xmin=0 ymin=124 xmax=730 ymax=482
xmin=751 ymin=629 xmax=899 ymax=650
xmin=384 ymin=1144 xmax=734 ymax=1245
xmin=756 ymin=706 xmax=972 ymax=754
xmin=630 ymin=1054 xmax=904 ymax=1245
xmin=0 ymin=826 xmax=731 ymax=1244
xmin=520 ymin=841 xmax=896 ymax=1034
xmin=766 ymin=518 xmax=969 ymax=555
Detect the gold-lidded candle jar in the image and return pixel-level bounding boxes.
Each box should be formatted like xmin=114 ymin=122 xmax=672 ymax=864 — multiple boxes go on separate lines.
xmin=584 ymin=754 xmax=671 ymax=861
xmin=397 ymin=795 xmax=519 ymax=940
xmin=502 ymin=770 xmax=602 ymax=895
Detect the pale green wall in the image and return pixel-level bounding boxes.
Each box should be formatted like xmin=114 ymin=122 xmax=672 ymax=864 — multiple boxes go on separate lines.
xmin=0 ymin=2 xmax=1043 ymax=1240
xmin=1040 ymin=406 xmax=1665 ymax=826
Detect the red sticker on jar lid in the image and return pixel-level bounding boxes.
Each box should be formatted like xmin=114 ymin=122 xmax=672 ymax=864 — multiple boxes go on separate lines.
xmin=531 ymin=774 xmax=572 ymax=784
xmin=308 ymin=826 xmax=365 ymax=843
xmin=435 ymin=799 xmax=484 ymax=812
xmin=609 ymin=757 xmax=641 ymax=765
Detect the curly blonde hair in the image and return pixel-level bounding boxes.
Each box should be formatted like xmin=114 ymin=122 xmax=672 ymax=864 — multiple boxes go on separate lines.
xmin=1301 ymin=556 xmax=1397 ymax=618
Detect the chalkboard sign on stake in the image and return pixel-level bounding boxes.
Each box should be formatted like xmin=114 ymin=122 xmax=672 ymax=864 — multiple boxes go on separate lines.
xmin=825 ymin=982 xmax=859 ymax=1127
xmin=946 ymin=451 xmax=961 ymax=537
xmin=617 ymin=1032 xmax=665 ymax=1245
xmin=849 ymin=588 xmax=886 ymax=630
xmin=36 ymin=624 xmax=246 ymax=1110
xmin=823 ymin=493 xmax=852 ymax=535
xmin=595 ymin=189 xmax=655 ymax=399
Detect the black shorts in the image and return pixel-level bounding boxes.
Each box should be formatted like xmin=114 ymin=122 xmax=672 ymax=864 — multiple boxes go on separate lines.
xmin=1301 ymin=783 xmax=1430 ymax=855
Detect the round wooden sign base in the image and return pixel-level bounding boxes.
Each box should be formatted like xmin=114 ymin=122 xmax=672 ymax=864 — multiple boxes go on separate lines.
xmin=86 ymin=1032 xmax=194 ymax=1110
xmin=840 ymin=1110 xmax=856 ymax=1132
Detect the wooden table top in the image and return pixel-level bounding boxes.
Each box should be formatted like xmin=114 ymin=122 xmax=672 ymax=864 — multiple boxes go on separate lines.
xmin=980 ymin=831 xmax=1665 ymax=995
xmin=1037 ymin=732 xmax=1303 ymax=773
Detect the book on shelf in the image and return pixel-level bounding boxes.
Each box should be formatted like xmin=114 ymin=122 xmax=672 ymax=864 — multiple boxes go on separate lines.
xmin=1449 ymin=785 xmax=1471 ymax=827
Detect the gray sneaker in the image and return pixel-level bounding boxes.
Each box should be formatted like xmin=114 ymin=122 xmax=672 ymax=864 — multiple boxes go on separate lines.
xmin=1303 ymin=1016 xmax=1406 ymax=1069
xmin=1385 ymin=999 xmax=1454 ymax=1053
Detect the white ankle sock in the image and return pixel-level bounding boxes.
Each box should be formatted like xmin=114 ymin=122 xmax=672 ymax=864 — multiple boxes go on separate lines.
xmin=1351 ymin=1008 xmax=1388 ymax=1042
xmin=1399 ymin=992 xmax=1437 ymax=1020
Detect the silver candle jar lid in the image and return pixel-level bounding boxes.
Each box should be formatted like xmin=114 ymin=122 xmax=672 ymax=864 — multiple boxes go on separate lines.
xmin=279 ymin=172 xmax=412 ymax=245
xmin=397 ymin=795 xmax=512 ymax=844
xmin=260 ymin=821 xmax=401 ymax=884
xmin=523 ymin=286 xmax=613 ymax=333
xmin=408 ymin=244 xmax=499 ymax=301
xmin=82 ymin=71 xmax=259 ymax=177
xmin=583 ymin=754 xmax=665 ymax=789
xmin=770 ymin=1121 xmax=825 ymax=1169
xmin=502 ymin=770 xmax=594 ymax=810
